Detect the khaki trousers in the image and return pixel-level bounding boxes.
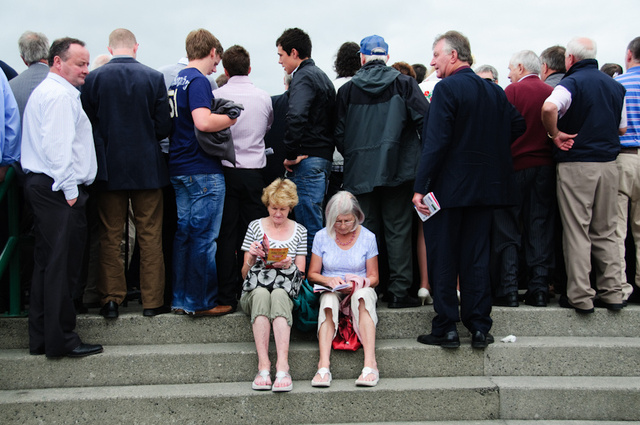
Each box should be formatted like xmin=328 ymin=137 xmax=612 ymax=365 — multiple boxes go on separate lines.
xmin=557 ymin=162 xmax=622 ymax=309
xmin=616 ymin=152 xmax=640 ymax=300
xmin=98 ymin=189 xmax=165 ymax=309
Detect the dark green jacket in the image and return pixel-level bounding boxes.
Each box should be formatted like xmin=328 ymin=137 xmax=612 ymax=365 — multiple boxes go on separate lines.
xmin=335 ymin=60 xmax=429 ymax=195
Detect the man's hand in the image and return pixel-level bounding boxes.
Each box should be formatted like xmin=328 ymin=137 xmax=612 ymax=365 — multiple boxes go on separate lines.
xmin=412 ymin=192 xmax=431 ymax=216
xmin=283 ymin=155 xmax=308 ymax=172
xmin=551 ymin=131 xmax=577 ymax=151
xmin=67 ymin=197 xmax=77 ymax=207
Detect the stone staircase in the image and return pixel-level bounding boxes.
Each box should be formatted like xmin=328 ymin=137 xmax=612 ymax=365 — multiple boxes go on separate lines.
xmin=1 ymin=300 xmax=640 ymax=424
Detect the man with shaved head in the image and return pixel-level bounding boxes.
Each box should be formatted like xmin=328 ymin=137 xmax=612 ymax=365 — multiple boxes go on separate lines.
xmin=542 ymin=37 xmax=627 ymax=313
xmin=81 ymin=28 xmax=172 ymax=319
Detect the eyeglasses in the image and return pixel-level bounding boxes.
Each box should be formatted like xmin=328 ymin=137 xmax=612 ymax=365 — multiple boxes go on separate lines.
xmin=335 ymin=220 xmax=355 ymax=227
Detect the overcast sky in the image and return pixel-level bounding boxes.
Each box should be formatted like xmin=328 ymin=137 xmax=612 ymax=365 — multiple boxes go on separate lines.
xmin=1 ymin=0 xmax=638 ymax=94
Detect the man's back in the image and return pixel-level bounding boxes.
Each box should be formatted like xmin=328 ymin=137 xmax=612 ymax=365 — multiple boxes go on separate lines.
xmin=554 ymin=59 xmax=625 ymax=163
xmin=9 ymin=62 xmax=49 ymax=119
xmin=81 ymin=57 xmax=171 ymax=190
xmin=505 ymin=75 xmax=554 ymax=170
xmin=212 ymin=75 xmax=273 ymax=168
xmin=336 ymin=60 xmax=428 ymax=195
xmin=616 ymin=66 xmax=640 ymax=145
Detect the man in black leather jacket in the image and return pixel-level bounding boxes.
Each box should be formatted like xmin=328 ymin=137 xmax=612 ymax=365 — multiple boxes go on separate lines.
xmin=276 ymin=28 xmax=336 ymax=263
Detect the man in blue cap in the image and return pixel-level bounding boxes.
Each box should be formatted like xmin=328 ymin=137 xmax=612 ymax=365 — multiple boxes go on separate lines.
xmin=335 ymin=34 xmax=429 ymax=308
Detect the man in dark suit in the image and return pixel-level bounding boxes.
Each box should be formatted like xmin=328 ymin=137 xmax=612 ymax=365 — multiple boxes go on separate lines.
xmin=81 ymin=28 xmax=171 ymax=318
xmin=413 ymin=30 xmax=525 ymax=349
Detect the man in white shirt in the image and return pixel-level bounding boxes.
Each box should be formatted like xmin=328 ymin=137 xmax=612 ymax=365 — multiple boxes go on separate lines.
xmin=21 ymin=37 xmax=103 ymax=358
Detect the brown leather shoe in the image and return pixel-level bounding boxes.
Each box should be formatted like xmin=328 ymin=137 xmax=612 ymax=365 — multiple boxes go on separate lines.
xmin=194 ymin=305 xmax=233 ymax=316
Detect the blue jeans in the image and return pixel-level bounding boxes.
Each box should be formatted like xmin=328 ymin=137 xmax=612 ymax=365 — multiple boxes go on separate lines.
xmin=170 ymin=174 xmax=225 ymax=312
xmin=286 ymin=156 xmax=331 ymax=257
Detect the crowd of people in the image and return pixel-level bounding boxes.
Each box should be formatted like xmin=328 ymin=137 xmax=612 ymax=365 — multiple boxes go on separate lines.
xmin=0 ymin=26 xmax=638 ymax=392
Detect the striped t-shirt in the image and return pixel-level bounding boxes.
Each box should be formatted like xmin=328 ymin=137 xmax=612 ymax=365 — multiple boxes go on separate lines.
xmin=241 ymin=218 xmax=307 ymax=259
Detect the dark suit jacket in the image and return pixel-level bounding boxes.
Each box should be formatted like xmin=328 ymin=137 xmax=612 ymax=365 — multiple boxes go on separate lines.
xmin=81 ymin=56 xmax=171 ymax=190
xmin=414 ymin=67 xmax=525 ymax=208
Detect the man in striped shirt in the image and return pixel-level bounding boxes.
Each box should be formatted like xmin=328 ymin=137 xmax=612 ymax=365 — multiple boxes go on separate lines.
xmin=615 ymin=36 xmax=640 ymax=305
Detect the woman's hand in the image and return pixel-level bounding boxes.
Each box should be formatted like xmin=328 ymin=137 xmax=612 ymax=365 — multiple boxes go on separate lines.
xmin=248 ymin=241 xmax=266 ymax=259
xmin=326 ymin=276 xmax=347 ymax=289
xmin=271 ymin=256 xmax=293 ymax=269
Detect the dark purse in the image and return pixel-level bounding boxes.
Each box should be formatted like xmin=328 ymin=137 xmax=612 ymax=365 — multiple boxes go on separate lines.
xmin=332 ymin=315 xmax=362 ymax=351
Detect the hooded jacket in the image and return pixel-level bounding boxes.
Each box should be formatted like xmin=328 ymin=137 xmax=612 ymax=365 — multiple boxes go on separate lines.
xmin=335 ymin=60 xmax=429 ymax=195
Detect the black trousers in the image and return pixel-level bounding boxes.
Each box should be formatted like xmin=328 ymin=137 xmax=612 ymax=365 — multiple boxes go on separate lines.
xmin=423 ymin=206 xmax=493 ymax=335
xmin=216 ymin=168 xmax=266 ymax=307
xmin=25 ymin=174 xmax=87 ymax=357
xmin=491 ymin=165 xmax=556 ymax=297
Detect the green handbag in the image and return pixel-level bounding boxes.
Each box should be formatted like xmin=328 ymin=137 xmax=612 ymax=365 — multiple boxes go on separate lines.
xmin=292 ymin=279 xmax=320 ymax=332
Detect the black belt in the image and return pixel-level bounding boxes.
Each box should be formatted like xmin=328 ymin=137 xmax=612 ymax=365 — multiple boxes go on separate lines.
xmin=620 ymin=147 xmax=639 ymax=154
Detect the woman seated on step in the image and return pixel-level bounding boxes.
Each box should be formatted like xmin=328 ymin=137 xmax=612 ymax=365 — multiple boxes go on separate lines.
xmin=307 ymin=191 xmax=380 ymax=387
xmin=240 ymin=178 xmax=307 ymax=392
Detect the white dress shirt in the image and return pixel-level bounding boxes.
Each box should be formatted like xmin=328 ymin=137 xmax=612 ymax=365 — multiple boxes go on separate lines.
xmin=21 ymin=73 xmax=97 ymax=200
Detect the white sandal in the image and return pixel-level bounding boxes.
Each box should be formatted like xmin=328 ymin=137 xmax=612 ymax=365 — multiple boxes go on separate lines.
xmin=251 ymin=370 xmax=271 ymax=391
xmin=355 ymin=367 xmax=379 ymax=387
xmin=272 ymin=371 xmax=293 ymax=392
xmin=311 ymin=367 xmax=332 ymax=387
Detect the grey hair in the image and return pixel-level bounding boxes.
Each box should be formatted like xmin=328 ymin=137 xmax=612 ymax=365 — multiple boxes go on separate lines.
xmin=433 ymin=31 xmax=473 ymax=66
xmin=475 ymin=64 xmax=499 ymax=82
xmin=509 ymin=50 xmax=541 ymax=75
xmin=362 ymin=53 xmax=388 ymax=64
xmin=18 ymin=31 xmax=49 ymax=65
xmin=566 ymin=37 xmax=597 ymax=61
xmin=324 ymin=191 xmax=365 ymax=239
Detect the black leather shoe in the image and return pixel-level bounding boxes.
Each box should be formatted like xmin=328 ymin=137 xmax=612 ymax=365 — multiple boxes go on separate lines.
xmin=417 ymin=330 xmax=460 ymax=348
xmin=558 ymin=294 xmax=594 ymax=314
xmin=494 ymin=292 xmax=519 ymax=307
xmin=29 ymin=348 xmax=45 ymax=355
xmin=525 ymin=291 xmax=547 ymax=307
xmin=100 ymin=301 xmax=119 ymax=319
xmin=66 ymin=343 xmax=103 ymax=358
xmin=388 ymin=295 xmax=421 ymax=309
xmin=471 ymin=331 xmax=495 ymax=348
xmin=143 ymin=305 xmax=172 ymax=317
xmin=593 ymin=298 xmax=624 ymax=311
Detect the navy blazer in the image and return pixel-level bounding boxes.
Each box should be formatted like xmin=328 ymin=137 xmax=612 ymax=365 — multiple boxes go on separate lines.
xmin=414 ymin=67 xmax=525 ymax=208
xmin=81 ymin=56 xmax=171 ymax=190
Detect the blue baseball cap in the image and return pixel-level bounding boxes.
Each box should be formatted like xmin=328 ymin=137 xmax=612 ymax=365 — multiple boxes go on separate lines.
xmin=359 ymin=35 xmax=388 ymax=56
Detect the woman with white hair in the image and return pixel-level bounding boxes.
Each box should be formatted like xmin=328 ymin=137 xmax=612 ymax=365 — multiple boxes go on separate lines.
xmin=307 ymin=191 xmax=380 ymax=387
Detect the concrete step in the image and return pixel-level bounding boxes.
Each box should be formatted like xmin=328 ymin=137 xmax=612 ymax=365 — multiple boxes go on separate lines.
xmin=2 ymin=337 xmax=639 ymax=390
xmin=1 ymin=376 xmax=638 ymax=424
xmin=2 ymin=302 xmax=639 ymax=349
xmin=324 ymin=422 xmax=640 ymax=425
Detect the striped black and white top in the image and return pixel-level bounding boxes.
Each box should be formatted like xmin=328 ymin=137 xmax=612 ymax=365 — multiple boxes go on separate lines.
xmin=241 ymin=218 xmax=307 ymax=259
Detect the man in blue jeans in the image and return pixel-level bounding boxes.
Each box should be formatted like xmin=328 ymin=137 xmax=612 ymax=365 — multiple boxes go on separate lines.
xmin=276 ymin=28 xmax=336 ymax=262
xmin=168 ymin=29 xmax=236 ymax=316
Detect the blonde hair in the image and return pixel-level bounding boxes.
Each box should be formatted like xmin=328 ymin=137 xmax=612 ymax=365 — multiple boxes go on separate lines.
xmin=261 ymin=178 xmax=298 ymax=208
xmin=325 ymin=191 xmax=364 ymax=239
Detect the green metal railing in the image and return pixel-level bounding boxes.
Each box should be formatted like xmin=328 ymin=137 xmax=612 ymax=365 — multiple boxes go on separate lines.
xmin=0 ymin=166 xmax=24 ymax=317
